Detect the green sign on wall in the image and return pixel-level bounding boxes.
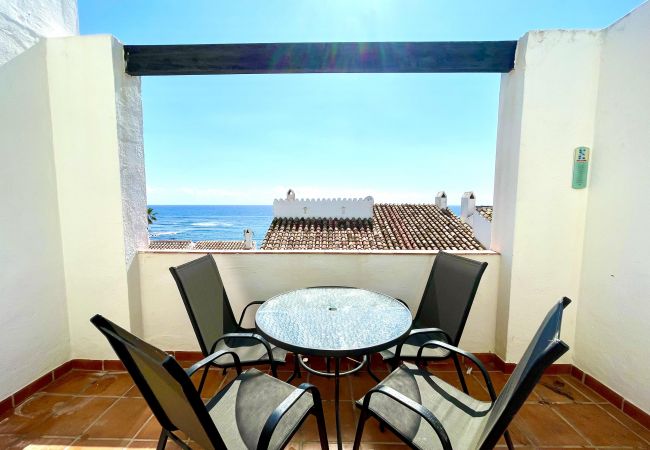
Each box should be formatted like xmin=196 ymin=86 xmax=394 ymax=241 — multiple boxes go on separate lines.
xmin=572 ymin=147 xmax=590 ymax=189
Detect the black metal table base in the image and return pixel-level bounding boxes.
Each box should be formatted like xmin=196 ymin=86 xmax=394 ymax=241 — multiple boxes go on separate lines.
xmin=287 ymin=354 xmax=381 ymax=449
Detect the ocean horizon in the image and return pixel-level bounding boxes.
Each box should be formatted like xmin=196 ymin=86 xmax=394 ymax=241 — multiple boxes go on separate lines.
xmin=148 ymin=204 xmax=462 ymax=245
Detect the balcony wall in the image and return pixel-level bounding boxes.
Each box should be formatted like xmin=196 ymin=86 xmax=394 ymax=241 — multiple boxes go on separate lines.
xmin=574 ymin=2 xmax=650 ymax=414
xmin=136 ymin=251 xmax=500 ymax=353
xmin=0 ymin=41 xmax=70 ymax=401
xmin=1 ymin=1 xmax=650 ymax=419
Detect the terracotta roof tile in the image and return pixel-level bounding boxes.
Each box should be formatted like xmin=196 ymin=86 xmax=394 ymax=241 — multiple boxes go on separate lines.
xmin=148 ymin=240 xmax=192 ymax=250
xmin=476 ymin=206 xmax=493 ymax=222
xmin=261 ymin=204 xmax=483 ymax=251
xmin=194 ymin=240 xmax=249 ymax=250
xmin=148 ymin=240 xmax=252 ymax=250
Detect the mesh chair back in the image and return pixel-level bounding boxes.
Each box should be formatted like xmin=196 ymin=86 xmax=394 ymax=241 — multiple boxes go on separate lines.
xmin=477 ymin=298 xmax=571 ymax=449
xmin=170 ymin=255 xmax=239 ymax=356
xmin=91 ymin=315 xmax=223 ymax=450
xmin=414 ymin=252 xmax=488 ymax=344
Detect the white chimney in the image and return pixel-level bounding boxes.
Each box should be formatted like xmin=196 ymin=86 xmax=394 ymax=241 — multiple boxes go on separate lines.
xmin=460 ymin=192 xmax=476 ymax=223
xmin=435 ymin=191 xmax=447 ymax=209
xmin=243 ymin=229 xmax=254 ymax=250
xmin=286 ymin=189 xmax=296 ymax=200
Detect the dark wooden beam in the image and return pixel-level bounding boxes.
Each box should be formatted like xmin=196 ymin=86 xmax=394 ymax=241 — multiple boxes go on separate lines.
xmin=124 ymin=41 xmax=517 ymax=76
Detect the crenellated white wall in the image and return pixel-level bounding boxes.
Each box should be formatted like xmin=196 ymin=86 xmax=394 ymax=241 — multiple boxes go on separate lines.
xmin=0 ymin=41 xmax=70 ymax=400
xmin=273 ymin=196 xmax=374 ymax=219
xmin=137 ymin=252 xmax=500 ymax=354
xmin=574 ymin=2 xmax=650 ymax=414
xmin=0 ymin=0 xmax=78 ymax=66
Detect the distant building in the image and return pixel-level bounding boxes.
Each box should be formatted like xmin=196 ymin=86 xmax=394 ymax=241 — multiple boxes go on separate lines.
xmin=261 ymin=191 xmax=483 ymax=251
xmin=149 ymin=229 xmax=256 ymax=251
xmin=460 ymin=191 xmax=492 ymax=249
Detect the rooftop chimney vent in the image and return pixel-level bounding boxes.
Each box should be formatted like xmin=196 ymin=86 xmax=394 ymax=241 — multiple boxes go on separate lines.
xmin=460 ymin=191 xmax=476 ymax=223
xmin=243 ymin=229 xmax=255 ymax=250
xmin=435 ymin=191 xmax=447 ymax=209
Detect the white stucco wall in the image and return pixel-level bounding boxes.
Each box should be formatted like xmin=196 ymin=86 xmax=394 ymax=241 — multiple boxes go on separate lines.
xmin=0 ymin=41 xmax=70 ymax=399
xmin=46 ymin=35 xmax=145 ymax=359
xmin=0 ymin=0 xmax=78 ymax=66
xmin=493 ymin=30 xmax=602 ymax=362
xmin=491 ymin=40 xmax=527 ymax=358
xmin=273 ymin=197 xmax=375 ymax=219
xmin=136 ymin=252 xmax=500 ymax=354
xmin=471 ymin=214 xmax=492 ymax=249
xmin=574 ymin=2 xmax=650 ymax=413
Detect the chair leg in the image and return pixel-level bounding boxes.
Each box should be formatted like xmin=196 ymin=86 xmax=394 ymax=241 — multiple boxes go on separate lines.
xmin=197 ymin=364 xmax=210 ymax=395
xmin=156 ymin=429 xmax=168 ymax=450
xmin=313 ymin=406 xmax=329 ymax=449
xmin=270 ymin=362 xmax=278 ymax=378
xmin=286 ymin=353 xmax=302 ymax=383
xmin=452 ymin=353 xmax=469 ymax=394
xmin=366 ymin=354 xmax=382 ymax=383
xmin=352 ymin=407 xmax=370 ymax=450
xmin=504 ymin=429 xmax=515 ymax=450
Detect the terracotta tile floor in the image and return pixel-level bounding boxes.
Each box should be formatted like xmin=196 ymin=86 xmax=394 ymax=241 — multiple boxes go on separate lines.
xmin=0 ymin=359 xmax=648 ymax=449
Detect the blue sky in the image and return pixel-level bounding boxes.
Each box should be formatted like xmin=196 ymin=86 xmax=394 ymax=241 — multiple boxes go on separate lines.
xmin=78 ymin=0 xmax=643 ymax=205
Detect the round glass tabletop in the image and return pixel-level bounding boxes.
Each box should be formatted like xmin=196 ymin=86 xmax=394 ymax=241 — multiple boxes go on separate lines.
xmin=255 ymin=287 xmax=413 ymax=357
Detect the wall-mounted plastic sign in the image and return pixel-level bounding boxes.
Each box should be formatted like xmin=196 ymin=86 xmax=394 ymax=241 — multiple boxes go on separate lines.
xmin=572 ymin=147 xmax=590 ymax=189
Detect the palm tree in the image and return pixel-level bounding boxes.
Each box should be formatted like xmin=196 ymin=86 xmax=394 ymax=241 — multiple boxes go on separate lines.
xmin=147 ymin=207 xmax=157 ymax=225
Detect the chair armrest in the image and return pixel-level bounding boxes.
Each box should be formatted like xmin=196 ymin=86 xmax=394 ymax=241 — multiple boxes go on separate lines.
xmin=417 ymin=340 xmax=498 ymax=402
xmin=362 ymin=385 xmax=452 ymax=450
xmin=237 ymin=300 xmax=265 ymax=329
xmin=186 ymin=350 xmax=242 ymax=377
xmin=394 ymin=327 xmax=452 ymax=360
xmin=257 ymin=383 xmax=323 ymax=450
xmin=208 ymin=332 xmax=276 ymax=365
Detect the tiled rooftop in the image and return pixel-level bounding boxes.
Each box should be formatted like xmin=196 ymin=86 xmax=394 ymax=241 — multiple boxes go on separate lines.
xmin=262 ymin=204 xmax=484 ymax=251
xmin=148 ymin=240 xmax=250 ymax=251
xmin=148 ymin=240 xmax=193 ymax=250
xmin=0 ymin=357 xmax=648 ymax=449
xmin=193 ymin=240 xmax=249 ymax=251
xmin=476 ymin=206 xmax=493 ymax=222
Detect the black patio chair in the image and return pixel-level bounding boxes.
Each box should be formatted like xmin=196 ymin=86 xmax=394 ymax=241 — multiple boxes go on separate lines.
xmin=380 ymin=251 xmax=488 ymax=394
xmin=353 ymin=297 xmax=571 ymax=450
xmin=91 ymin=314 xmax=328 ymax=450
xmin=170 ymin=255 xmax=287 ymax=392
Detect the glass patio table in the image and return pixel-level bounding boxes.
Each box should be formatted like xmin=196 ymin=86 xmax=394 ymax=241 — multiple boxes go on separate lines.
xmin=255 ymin=286 xmax=412 ymax=448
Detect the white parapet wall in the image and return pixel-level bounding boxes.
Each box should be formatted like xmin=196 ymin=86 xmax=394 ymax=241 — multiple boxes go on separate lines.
xmin=273 ymin=196 xmax=374 ymax=219
xmin=137 ymin=251 xmax=500 ymax=354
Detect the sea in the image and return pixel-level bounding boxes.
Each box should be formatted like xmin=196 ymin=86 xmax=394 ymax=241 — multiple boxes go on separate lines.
xmin=148 ymin=204 xmax=462 ymax=247
xmin=148 ymin=205 xmax=273 ymax=247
